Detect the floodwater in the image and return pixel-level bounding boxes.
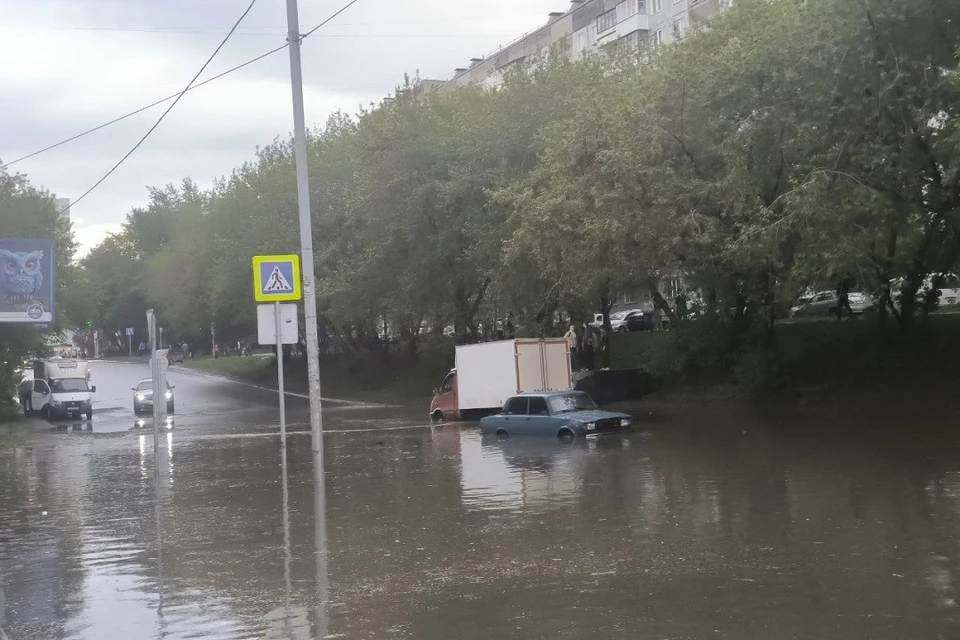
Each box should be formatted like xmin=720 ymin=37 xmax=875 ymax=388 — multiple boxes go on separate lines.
xmin=2 ymin=362 xmax=960 ymax=639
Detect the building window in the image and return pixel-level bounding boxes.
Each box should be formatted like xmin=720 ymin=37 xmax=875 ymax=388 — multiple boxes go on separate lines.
xmin=672 ymin=17 xmax=684 ymax=37
xmin=653 ymin=0 xmax=663 ymax=13
xmin=638 ymin=0 xmax=647 ymax=13
xmin=652 ymin=28 xmax=664 ymax=45
xmin=575 ymin=30 xmax=588 ymax=54
xmin=596 ymin=9 xmax=617 ymax=33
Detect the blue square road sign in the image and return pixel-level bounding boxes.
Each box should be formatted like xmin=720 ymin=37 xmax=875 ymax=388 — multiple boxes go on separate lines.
xmin=252 ymin=255 xmax=302 ymax=302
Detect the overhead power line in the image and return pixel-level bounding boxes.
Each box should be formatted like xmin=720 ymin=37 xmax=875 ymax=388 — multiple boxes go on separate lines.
xmin=59 ymin=0 xmax=260 ymax=214
xmin=1 ymin=0 xmax=364 ymax=172
xmin=302 ymin=0 xmax=362 ymax=38
xmin=1 ymin=44 xmax=286 ymax=170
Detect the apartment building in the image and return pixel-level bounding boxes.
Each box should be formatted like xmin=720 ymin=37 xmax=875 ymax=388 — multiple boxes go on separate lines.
xmin=423 ymin=0 xmax=729 ymax=92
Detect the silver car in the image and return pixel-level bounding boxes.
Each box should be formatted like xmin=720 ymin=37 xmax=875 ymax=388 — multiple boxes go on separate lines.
xmin=791 ymin=291 xmax=874 ymax=318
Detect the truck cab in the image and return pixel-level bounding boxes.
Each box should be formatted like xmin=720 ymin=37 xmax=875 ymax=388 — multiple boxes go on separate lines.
xmin=22 ymin=360 xmax=96 ymax=420
xmin=430 ymin=369 xmax=458 ymax=422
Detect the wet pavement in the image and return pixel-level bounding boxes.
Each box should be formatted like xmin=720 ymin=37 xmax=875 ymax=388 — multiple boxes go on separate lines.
xmin=2 ymin=361 xmax=960 ymax=639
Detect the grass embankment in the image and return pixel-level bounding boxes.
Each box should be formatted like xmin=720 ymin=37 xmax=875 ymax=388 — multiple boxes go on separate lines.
xmin=184 ymin=314 xmax=960 ymax=405
xmin=183 ymin=351 xmax=449 ymax=404
xmin=612 ymin=312 xmax=960 ymax=397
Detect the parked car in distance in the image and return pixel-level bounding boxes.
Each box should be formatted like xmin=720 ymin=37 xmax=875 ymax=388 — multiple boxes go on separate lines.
xmin=625 ymin=311 xmax=658 ymax=332
xmin=479 ymin=391 xmax=632 ymax=440
xmin=791 ymin=290 xmax=874 ymax=318
xmin=167 ymin=348 xmax=185 ymax=364
xmin=133 ymin=378 xmax=175 ymax=416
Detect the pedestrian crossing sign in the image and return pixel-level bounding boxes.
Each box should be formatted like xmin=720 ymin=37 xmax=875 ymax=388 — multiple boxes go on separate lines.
xmin=253 ymin=254 xmax=302 ymax=302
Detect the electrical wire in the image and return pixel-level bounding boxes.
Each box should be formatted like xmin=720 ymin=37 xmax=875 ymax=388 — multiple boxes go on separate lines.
xmin=1 ymin=0 xmax=364 ymax=172
xmin=301 ymin=0 xmax=362 ymax=38
xmin=1 ymin=44 xmax=287 ymax=170
xmin=60 ymin=0 xmax=260 ymax=213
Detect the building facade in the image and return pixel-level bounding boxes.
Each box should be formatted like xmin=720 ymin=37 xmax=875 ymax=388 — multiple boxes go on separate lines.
xmin=424 ymin=0 xmax=729 ymax=92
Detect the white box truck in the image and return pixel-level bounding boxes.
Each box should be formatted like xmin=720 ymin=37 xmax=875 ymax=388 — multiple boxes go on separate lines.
xmin=20 ymin=359 xmax=96 ymax=420
xmin=429 ymin=339 xmax=572 ymax=421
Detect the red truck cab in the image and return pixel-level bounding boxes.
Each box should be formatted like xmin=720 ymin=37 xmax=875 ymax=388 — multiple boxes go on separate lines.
xmin=430 ymin=369 xmax=458 ymax=422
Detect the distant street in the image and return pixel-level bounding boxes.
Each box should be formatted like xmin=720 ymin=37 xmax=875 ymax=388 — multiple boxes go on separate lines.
xmin=2 ymin=362 xmax=960 ymax=639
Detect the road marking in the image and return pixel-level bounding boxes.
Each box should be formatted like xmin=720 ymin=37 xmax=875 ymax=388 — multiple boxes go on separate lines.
xmin=171 ymin=423 xmax=437 ymax=443
xmin=168 ymin=366 xmax=394 ymax=408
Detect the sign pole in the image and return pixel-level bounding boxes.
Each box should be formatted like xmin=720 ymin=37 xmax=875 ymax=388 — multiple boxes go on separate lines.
xmin=275 ymin=301 xmax=287 ymax=446
xmin=285 ymin=0 xmax=325 ymax=462
xmin=147 ymin=310 xmax=160 ymax=459
xmin=128 ymin=334 xmax=132 ymax=359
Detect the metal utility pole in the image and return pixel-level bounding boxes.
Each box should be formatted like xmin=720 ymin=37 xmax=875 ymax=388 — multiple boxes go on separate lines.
xmin=284 ymin=0 xmax=325 ymax=460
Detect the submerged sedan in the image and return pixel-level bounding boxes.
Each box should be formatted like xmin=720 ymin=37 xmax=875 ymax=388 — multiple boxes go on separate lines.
xmin=480 ymin=391 xmax=632 ymax=439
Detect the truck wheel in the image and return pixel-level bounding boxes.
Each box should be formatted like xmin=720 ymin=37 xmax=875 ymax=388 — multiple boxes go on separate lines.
xmin=85 ymin=409 xmax=93 ymax=420
xmin=495 ymin=429 xmax=509 ymax=439
xmin=431 ymin=410 xmax=444 ymax=423
xmin=42 ymin=405 xmax=51 ymax=420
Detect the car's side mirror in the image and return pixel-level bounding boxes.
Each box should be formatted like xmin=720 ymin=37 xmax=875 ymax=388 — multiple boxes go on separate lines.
xmin=170 ymin=386 xmax=176 ymax=390
xmin=91 ymin=386 xmax=97 ymax=393
xmin=432 ymin=387 xmax=439 ymax=395
xmin=131 ymin=387 xmax=137 ymax=391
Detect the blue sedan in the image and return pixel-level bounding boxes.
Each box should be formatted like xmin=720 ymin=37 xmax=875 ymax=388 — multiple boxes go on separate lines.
xmin=479 ymin=391 xmax=632 ymax=439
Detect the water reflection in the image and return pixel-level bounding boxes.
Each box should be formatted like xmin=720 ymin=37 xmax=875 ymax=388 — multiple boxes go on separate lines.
xmin=2 ymin=410 xmax=960 ymax=638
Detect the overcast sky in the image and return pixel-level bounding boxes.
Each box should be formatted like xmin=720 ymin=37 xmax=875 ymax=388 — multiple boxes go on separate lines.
xmin=0 ymin=0 xmax=563 ymax=253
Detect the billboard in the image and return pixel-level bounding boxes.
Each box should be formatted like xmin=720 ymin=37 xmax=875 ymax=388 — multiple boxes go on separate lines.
xmin=0 ymin=238 xmax=55 ymax=324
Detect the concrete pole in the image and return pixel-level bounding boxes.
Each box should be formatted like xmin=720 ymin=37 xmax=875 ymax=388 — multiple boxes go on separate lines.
xmin=284 ymin=0 xmax=325 ymax=457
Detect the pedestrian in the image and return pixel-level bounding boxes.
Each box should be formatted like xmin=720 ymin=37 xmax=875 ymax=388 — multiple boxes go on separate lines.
xmin=675 ymin=293 xmax=688 ymax=322
xmin=594 ymin=324 xmax=609 ymax=369
xmin=564 ymin=324 xmax=578 ymax=370
xmin=836 ymin=278 xmax=853 ymax=320
xmin=652 ymin=305 xmax=663 ymax=331
xmin=213 ymin=344 xmax=220 ymax=359
xmin=581 ymin=321 xmax=595 ymax=371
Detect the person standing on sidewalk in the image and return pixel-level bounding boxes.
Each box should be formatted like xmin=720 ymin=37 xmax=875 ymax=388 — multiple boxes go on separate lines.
xmin=564 ymin=324 xmax=578 ymax=370
xmin=581 ymin=321 xmax=595 ymax=371
xmin=836 ymin=278 xmax=853 ymax=319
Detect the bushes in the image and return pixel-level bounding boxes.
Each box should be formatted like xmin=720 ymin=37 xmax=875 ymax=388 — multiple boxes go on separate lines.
xmin=611 ymin=314 xmax=960 ymax=393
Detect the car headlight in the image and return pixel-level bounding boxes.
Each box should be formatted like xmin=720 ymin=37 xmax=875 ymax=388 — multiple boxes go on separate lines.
xmin=165 ymin=391 xmax=172 ymax=400
xmin=585 ymin=422 xmax=597 ymax=431
xmin=136 ymin=394 xmax=146 ymax=401
xmin=620 ymin=418 xmax=631 ymax=427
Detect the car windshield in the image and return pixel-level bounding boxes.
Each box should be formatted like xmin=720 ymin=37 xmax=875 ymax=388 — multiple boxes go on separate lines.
xmin=548 ymin=393 xmax=598 ymax=414
xmin=50 ymin=378 xmax=88 ymax=393
xmin=137 ymin=380 xmax=171 ymax=391
xmin=610 ymin=311 xmax=629 ymax=320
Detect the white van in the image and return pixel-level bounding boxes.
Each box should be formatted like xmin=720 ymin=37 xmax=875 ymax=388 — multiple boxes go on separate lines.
xmin=20 ymin=360 xmax=96 ymax=420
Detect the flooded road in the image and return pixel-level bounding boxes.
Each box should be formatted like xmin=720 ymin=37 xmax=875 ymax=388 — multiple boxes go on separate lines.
xmin=2 ymin=362 xmax=960 ymax=639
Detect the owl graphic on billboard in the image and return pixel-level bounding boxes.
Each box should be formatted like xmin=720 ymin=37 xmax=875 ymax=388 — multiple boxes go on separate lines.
xmin=0 ymin=239 xmax=55 ymax=323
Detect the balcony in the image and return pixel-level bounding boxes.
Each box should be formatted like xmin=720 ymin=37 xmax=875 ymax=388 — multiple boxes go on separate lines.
xmin=689 ymin=0 xmax=726 ymax=26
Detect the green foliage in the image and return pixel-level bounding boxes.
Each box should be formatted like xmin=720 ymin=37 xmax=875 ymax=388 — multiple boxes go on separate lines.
xmin=0 ymin=168 xmax=81 ymax=418
xmin=72 ymin=0 xmax=960 ymax=390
